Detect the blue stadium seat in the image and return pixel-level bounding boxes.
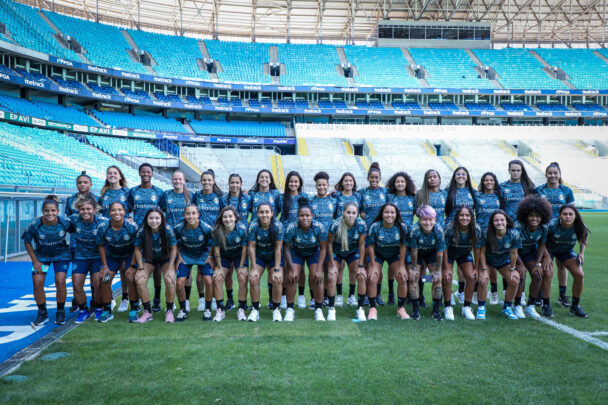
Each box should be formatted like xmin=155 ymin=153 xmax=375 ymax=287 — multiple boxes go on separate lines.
xmin=190 ymin=118 xmax=286 ymax=137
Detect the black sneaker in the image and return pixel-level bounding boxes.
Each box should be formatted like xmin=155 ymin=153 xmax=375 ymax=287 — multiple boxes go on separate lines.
xmin=420 ymin=295 xmax=427 ymax=309
xmin=557 ymin=295 xmax=571 ymax=308
xmin=69 ymin=301 xmax=79 ymax=313
xmin=541 ymin=304 xmax=554 ymax=317
xmin=152 ymin=297 xmax=161 ymax=312
xmin=570 ymin=305 xmax=589 ymax=318
xmin=387 ymin=291 xmax=395 ymax=306
xmin=54 ymin=309 xmax=66 ymax=325
xmin=432 ymin=308 xmax=444 ymax=321
xmin=411 ymin=308 xmax=421 ymax=320
xmin=225 ymin=298 xmax=234 ymax=311
xmin=376 ymin=295 xmax=385 ymax=306
xmin=32 ymin=310 xmax=49 ymax=327
xmin=535 ymin=297 xmax=543 ymax=306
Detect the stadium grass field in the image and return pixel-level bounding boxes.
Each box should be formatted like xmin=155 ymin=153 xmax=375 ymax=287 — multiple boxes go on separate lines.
xmin=1 ymin=213 xmax=607 ymax=404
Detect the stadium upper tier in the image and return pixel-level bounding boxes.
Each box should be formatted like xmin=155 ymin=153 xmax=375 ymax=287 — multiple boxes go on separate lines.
xmin=0 ymin=1 xmax=607 ymax=90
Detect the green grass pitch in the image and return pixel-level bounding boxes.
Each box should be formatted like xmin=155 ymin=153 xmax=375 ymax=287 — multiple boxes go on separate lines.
xmin=2 ymin=213 xmax=608 ymax=404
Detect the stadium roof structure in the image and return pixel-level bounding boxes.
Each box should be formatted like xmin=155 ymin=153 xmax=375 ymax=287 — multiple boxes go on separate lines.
xmin=19 ymin=0 xmax=608 ymax=47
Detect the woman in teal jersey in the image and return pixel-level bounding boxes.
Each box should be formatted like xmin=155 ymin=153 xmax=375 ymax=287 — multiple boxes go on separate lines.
xmin=97 ymin=201 xmax=139 ymax=322
xmin=284 ymin=198 xmax=329 ymax=322
xmin=535 ymin=162 xmax=575 ymax=308
xmin=65 ymin=172 xmax=99 ymax=217
xmin=99 ymin=165 xmax=131 ymax=312
xmin=328 ymin=203 xmax=367 ymax=321
xmin=332 ymin=172 xmax=360 ymax=306
xmin=211 ymin=206 xmax=249 ymax=321
xmin=366 ymin=203 xmax=408 ymax=321
xmin=442 ymin=206 xmax=482 ymax=321
xmin=159 ymin=170 xmax=191 ymax=228
xmin=546 ymin=204 xmax=590 ymax=318
xmin=249 ymin=169 xmax=281 ymax=216
xmin=515 ymin=195 xmax=553 ymax=319
xmin=222 ymin=174 xmax=251 ymax=310
xmin=414 ymin=169 xmax=447 ymax=307
xmin=246 ymin=203 xmax=284 ymax=322
xmin=174 ymin=206 xmax=215 ymax=322
xmin=358 ymin=162 xmax=388 ymax=305
xmin=479 ymin=210 xmax=522 ymax=320
xmin=68 ymin=196 xmax=108 ymax=322
xmin=278 ymin=171 xmax=308 ymax=309
xmin=22 ymin=196 xmax=72 ymax=327
xmin=133 ymin=208 xmax=178 ymax=323
xmin=386 ymin=171 xmax=416 ymax=306
xmin=407 ymin=205 xmax=447 ymax=321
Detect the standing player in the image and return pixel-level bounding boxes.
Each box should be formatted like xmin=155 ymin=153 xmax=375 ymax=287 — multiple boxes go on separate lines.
xmin=160 ymin=170 xmax=191 ymax=228
xmin=284 ymin=198 xmax=329 ymax=321
xmin=65 ymin=172 xmax=99 ymax=217
xmin=535 ymin=162 xmax=575 ymax=308
xmin=366 ymin=203 xmax=408 ymax=320
xmin=246 ymin=203 xmax=284 ymax=322
xmin=128 ymin=163 xmax=164 ymax=313
xmin=546 ymin=204 xmax=590 ymax=318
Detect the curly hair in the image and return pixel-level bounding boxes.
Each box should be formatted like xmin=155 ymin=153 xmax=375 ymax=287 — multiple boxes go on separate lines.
xmin=516 ymin=194 xmax=552 ymax=225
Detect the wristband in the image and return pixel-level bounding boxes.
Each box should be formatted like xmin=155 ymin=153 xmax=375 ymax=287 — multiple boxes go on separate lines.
xmin=101 ymin=265 xmax=109 ymax=269
xmin=535 ymin=263 xmax=542 ymax=267
xmin=273 ymin=267 xmax=281 ymax=272
xmin=137 ymin=267 xmax=144 ymax=271
xmin=480 ymin=267 xmax=487 ymax=271
xmin=509 ymin=266 xmax=517 ymax=271
xmin=358 ymin=264 xmax=364 ymax=268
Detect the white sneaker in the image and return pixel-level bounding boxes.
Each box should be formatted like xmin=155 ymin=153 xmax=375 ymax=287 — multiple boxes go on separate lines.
xmin=462 ymin=306 xmax=475 ymax=320
xmin=111 ymin=299 xmax=116 ymax=311
xmin=444 ymin=306 xmax=455 ymax=321
xmin=450 ymin=293 xmax=455 ymax=306
xmin=197 ymin=298 xmax=205 ymax=311
xmin=458 ymin=292 xmax=465 ymax=304
xmin=185 ymin=300 xmax=191 ymax=312
xmin=213 ymin=308 xmax=225 ymax=322
xmin=335 ymin=295 xmax=344 ymax=308
xmin=309 ymin=299 xmax=315 ymax=310
xmin=472 ymin=292 xmax=478 ymax=305
xmin=272 ymin=308 xmax=283 ymax=322
xmin=489 ymin=292 xmax=499 ymax=305
xmin=284 ymin=308 xmax=295 ymax=321
xmin=280 ymin=295 xmax=287 ymax=310
xmin=524 ymin=305 xmax=541 ymax=319
xmin=327 ymin=307 xmax=336 ymax=321
xmin=211 ymin=298 xmax=217 ymax=311
xmin=237 ymin=308 xmax=246 ymax=321
xmin=247 ymin=308 xmax=259 ymax=322
xmin=356 ymin=307 xmax=367 ymax=321
xmin=347 ymin=294 xmax=357 ymax=306
xmin=297 ymin=295 xmax=306 ymax=309
xmin=521 ymin=292 xmax=527 ymax=306
xmin=118 ymin=299 xmax=129 ymax=312
xmin=514 ymin=305 xmax=526 ymax=319
xmin=314 ymin=308 xmax=325 ymax=321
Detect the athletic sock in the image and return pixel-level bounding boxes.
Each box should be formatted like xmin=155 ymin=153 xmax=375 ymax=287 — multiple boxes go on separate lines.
xmin=252 ymin=301 xmax=260 ymax=310
xmin=503 ymin=300 xmax=513 ymax=309
xmin=388 ymin=279 xmax=394 ymax=294
xmin=166 ymin=302 xmax=174 ymax=310
xmin=57 ymin=302 xmax=65 ymax=310
xmin=328 ymin=296 xmax=335 ymax=307
xmin=358 ymin=294 xmax=365 ymax=308
xmin=412 ymin=298 xmax=420 ymax=311
xmin=458 ymin=281 xmax=465 ymax=294
xmin=309 ymin=289 xmax=314 ymax=300
xmin=78 ymin=302 xmax=87 ymax=311
xmin=464 ymin=300 xmax=472 ymax=307
xmin=491 ymin=283 xmax=498 ymax=293
xmin=528 ymin=296 xmax=536 ymax=307
xmin=502 ymin=278 xmax=508 ymax=291
xmin=298 ymin=286 xmax=305 ymax=296
xmin=273 ymin=301 xmax=280 ymax=309
xmin=397 ymin=297 xmax=406 ymax=308
xmin=559 ymin=285 xmax=567 ymax=298
xmin=198 ymin=291 xmax=205 ymax=299
xmin=433 ymin=298 xmax=441 ymax=310
xmin=37 ymin=303 xmax=47 ymax=312
xmin=572 ymin=296 xmax=580 ymax=306
xmin=418 ymin=280 xmax=424 ymax=296
xmin=154 ymin=285 xmax=161 ymax=299
xmin=369 ymin=296 xmax=376 ymax=308
xmin=324 ymin=289 xmax=328 ymax=300
xmin=238 ymin=300 xmax=247 ymax=310
xmin=444 ymin=299 xmax=451 ymax=308
xmin=226 ymin=289 xmax=233 ymax=300
xmin=103 ymin=303 xmax=111 ymax=312
xmin=179 ymin=300 xmax=186 ymax=310
xmin=217 ymin=300 xmax=224 ymax=310
xmin=315 ymin=301 xmax=323 ymax=310
xmin=543 ymin=298 xmax=550 ymax=306
xmin=514 ymin=296 xmax=522 ymax=306
xmin=376 ymin=284 xmax=382 ymax=296
xmin=130 ymin=300 xmax=139 ymax=311
xmin=268 ymin=283 xmax=272 ymax=296
xmin=477 ymin=300 xmax=486 ymax=307
xmin=185 ymin=286 xmax=192 ymax=300
xmin=205 ymin=300 xmax=212 ymax=310
xmin=122 ymin=292 xmax=128 ymax=301
xmin=336 ymin=283 xmax=343 ymax=295
xmin=143 ymin=302 xmax=151 ymax=312
xmin=349 ymin=284 xmax=356 ymax=296
xmin=287 ymin=302 xmax=294 ymax=309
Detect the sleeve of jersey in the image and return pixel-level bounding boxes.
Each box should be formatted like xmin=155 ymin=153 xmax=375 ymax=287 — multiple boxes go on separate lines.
xmin=247 ymin=222 xmax=258 ymax=242
xmin=566 ymin=187 xmax=575 ymax=204
xmin=95 ymin=223 xmax=106 ymax=246
xmin=317 ymin=223 xmax=328 ymax=242
xmin=134 ymin=228 xmax=144 ymax=247
xmin=436 ymin=228 xmax=447 ymax=251
xmin=540 ymin=225 xmax=548 ymax=243
xmin=283 ymin=223 xmax=295 ymax=244
xmin=475 ymin=227 xmax=484 ymax=249
xmin=400 ymin=224 xmax=408 ymax=244
xmin=166 ymin=225 xmax=177 ymax=246
xmin=21 ymin=220 xmax=36 ymax=243
xmin=158 ymin=192 xmax=167 ymax=211
xmin=512 ymin=230 xmax=522 ymax=249
xmin=275 ymin=222 xmax=285 ymax=241
xmin=366 ymin=224 xmax=376 ymax=246
xmin=406 ymin=227 xmax=416 ymax=248
xmin=328 ymin=221 xmax=337 ymax=236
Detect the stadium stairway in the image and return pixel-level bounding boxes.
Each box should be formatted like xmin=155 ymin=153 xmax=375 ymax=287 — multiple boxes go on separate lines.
xmin=465 ymin=49 xmax=503 ymax=89
xmin=37 ymin=10 xmax=92 ymax=64
xmin=401 ymin=48 xmax=430 ymax=87
xmin=270 ymin=154 xmax=285 ymax=190
xmin=528 ymin=50 xmax=575 ymax=89
xmin=122 ymin=31 xmax=157 ymax=76
xmin=297 ymin=137 xmax=308 ymax=155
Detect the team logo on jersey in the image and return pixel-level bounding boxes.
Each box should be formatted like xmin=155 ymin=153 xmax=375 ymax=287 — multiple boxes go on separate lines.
xmin=394 ymin=233 xmax=400 ymax=240
xmin=505 ymin=243 xmax=511 ymax=248
xmin=242 ymin=202 xmax=247 ymax=209
xmin=151 ymin=195 xmax=157 ymax=202
xmin=503 ymin=189 xmax=510 ymax=194
xmin=378 ymin=234 xmax=384 ymax=241
xmin=235 ymin=237 xmax=241 ymax=243
xmin=441 ymin=197 xmax=446 ymax=204
xmin=431 ymin=238 xmax=436 ymax=244
xmin=311 ymin=236 xmax=316 ymax=243
xmin=120 ymin=195 xmax=126 ymax=201
xmin=364 ymin=195 xmax=370 ymax=202
xmin=76 ymin=228 xmax=81 ymax=233
xmin=182 ymin=236 xmax=188 ymax=241
xmin=558 ymin=194 xmax=564 ymax=201
xmin=214 ymin=197 xmax=219 ymax=204
xmin=418 ymin=238 xmax=424 ymax=244
xmin=408 ymin=201 xmax=413 ymax=207
xmin=295 ymin=236 xmax=302 ymax=243
xmin=167 ymin=198 xmax=173 ymax=204
xmin=135 ymin=195 xmax=141 ymax=200
xmin=123 ymin=234 xmax=130 ymax=241
xmin=39 ymin=234 xmax=46 ymax=239
xmin=198 ymin=235 xmax=203 ymax=241
xmin=380 ymin=195 xmax=386 ymax=201
xmin=571 ymin=234 xmax=577 ymax=240
xmin=59 ymin=231 xmax=65 ymax=237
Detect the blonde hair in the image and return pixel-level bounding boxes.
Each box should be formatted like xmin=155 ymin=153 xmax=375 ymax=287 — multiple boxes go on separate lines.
xmin=336 ymin=202 xmax=358 ymax=251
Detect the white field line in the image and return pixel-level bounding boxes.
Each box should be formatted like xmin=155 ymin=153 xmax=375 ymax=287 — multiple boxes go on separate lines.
xmin=536 ymin=317 xmax=608 ymax=352
xmin=587 ymin=331 xmax=608 ymax=337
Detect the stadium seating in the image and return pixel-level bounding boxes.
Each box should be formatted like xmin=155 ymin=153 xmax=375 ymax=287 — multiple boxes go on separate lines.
xmin=343 ymin=46 xmax=420 ymax=88
xmin=429 ymin=102 xmax=458 ymax=111
xmin=501 ymin=103 xmax=532 ymax=111
xmin=86 ymin=135 xmax=168 ymax=158
xmin=392 ymin=101 xmax=422 ymax=110
xmin=535 ymin=49 xmax=608 ymax=89
xmin=122 ymin=89 xmax=151 ymax=99
xmin=92 ymin=110 xmax=189 ymax=133
xmin=465 ymin=103 xmax=495 ymax=111
xmin=187 ymin=96 xmax=212 ymax=105
xmin=0 ymin=94 xmax=98 ymax=126
xmin=44 ymin=11 xmax=147 ymax=74
xmin=0 ymin=1 xmax=80 ymax=60
xmin=205 ymin=40 xmax=270 ymax=84
xmin=409 ymin=48 xmax=492 ymax=88
xmin=537 ymin=103 xmax=569 ymax=112
xmin=128 ymin=30 xmax=209 ymax=80
xmin=15 ymin=68 xmax=52 ymax=83
xmin=54 ymin=78 xmax=88 ymax=91
xmin=189 ymin=118 xmax=286 ymax=137
xmin=473 ymin=48 xmax=566 ymax=89
xmin=89 ymin=84 xmax=118 ymax=95
xmin=573 ymin=103 xmax=606 ymax=112
xmin=154 ymin=92 xmax=182 ymax=103
xmin=277 ymin=43 xmax=348 ymax=87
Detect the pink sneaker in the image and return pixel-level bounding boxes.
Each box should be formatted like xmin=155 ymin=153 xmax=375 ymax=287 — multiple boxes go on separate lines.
xmin=136 ymin=310 xmax=153 ymax=323
xmin=397 ymin=307 xmax=410 ymax=320
xmin=368 ymin=307 xmax=378 ymax=320
xmin=165 ymin=309 xmax=174 ymax=323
